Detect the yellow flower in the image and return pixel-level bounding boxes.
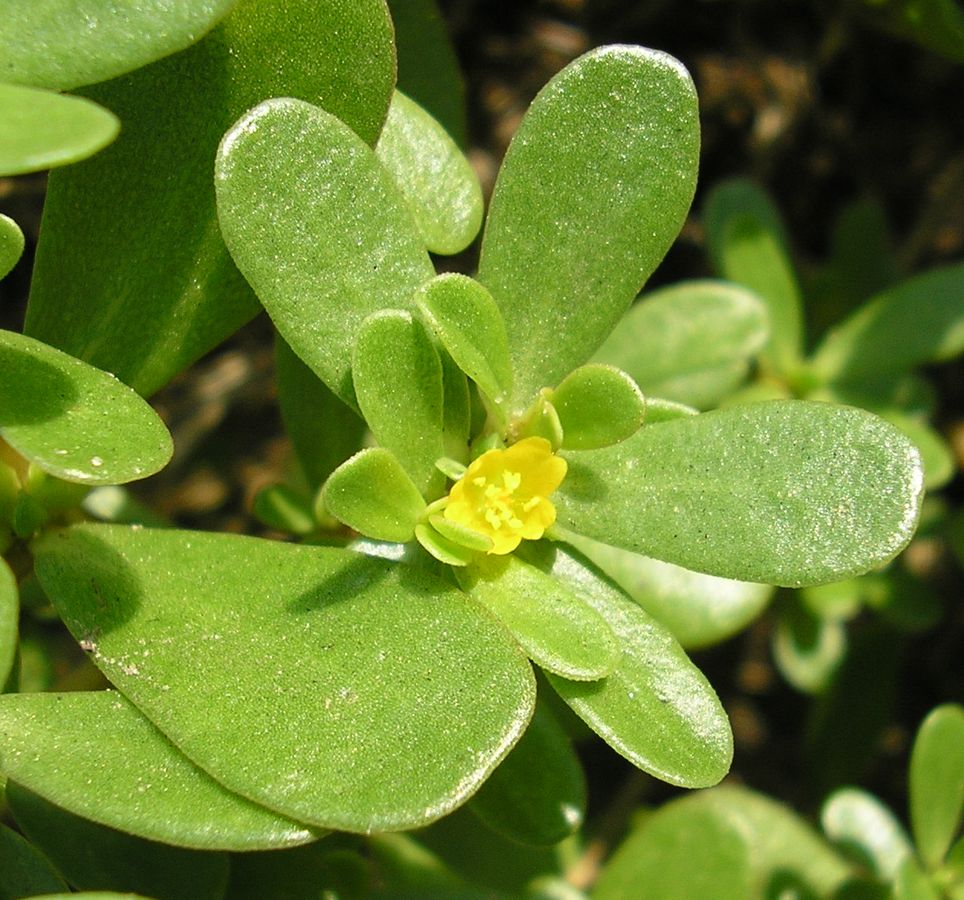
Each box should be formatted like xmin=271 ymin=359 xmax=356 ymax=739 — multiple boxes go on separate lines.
xmin=443 ymin=436 xmax=567 ymax=555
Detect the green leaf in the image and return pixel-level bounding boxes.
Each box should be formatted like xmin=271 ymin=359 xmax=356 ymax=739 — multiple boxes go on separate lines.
xmin=544 ymin=545 xmax=733 ymax=788
xmin=550 ymin=364 xmax=645 ymax=450
xmin=772 ymin=597 xmax=847 ymax=694
xmin=477 ymin=46 xmax=699 ymax=415
xmin=25 ymin=0 xmax=396 ymax=396
xmin=416 ymin=274 xmax=513 ymax=406
xmin=7 ymin=782 xmax=230 ymax=900
xmin=469 ymin=701 xmax=586 ymax=846
xmin=0 ymin=558 xmax=17 ymax=690
xmin=592 ymin=280 xmax=769 ymax=408
xmin=276 ymin=337 xmax=366 ymax=493
xmin=457 ymin=554 xmax=620 ymax=681
xmin=0 ymin=822 xmax=68 ymax=898
xmin=812 ymin=262 xmax=964 ymax=385
xmin=703 ymin=179 xmax=803 ymax=375
xmin=0 ymin=330 xmax=173 ymax=485
xmin=376 ymin=92 xmax=483 ymax=255
xmin=33 ymin=525 xmax=536 ymax=832
xmin=822 ymin=788 xmax=914 ymax=880
xmin=322 ymin=448 xmax=427 ymax=543
xmin=593 ymin=794 xmax=753 ymax=900
xmin=252 ymin=484 xmax=316 ymax=536
xmin=909 ymin=703 xmax=964 ymax=868
xmin=386 ymin=0 xmax=468 ymax=146
xmin=875 ymin=411 xmax=955 ymax=491
xmin=894 ymin=856 xmax=941 ymax=900
xmin=0 ymin=0 xmax=238 ymax=90
xmin=0 ymin=83 xmax=119 ymax=177
xmin=440 ymin=350 xmax=471 ymax=463
xmin=0 ymin=214 xmax=25 ymax=281
xmin=0 ymin=691 xmax=319 ymax=850
xmin=353 ymin=311 xmax=446 ymax=497
xmin=555 ymin=401 xmax=924 ymax=586
xmin=564 ymin=533 xmax=772 ymax=649
xmin=217 ymin=98 xmax=433 ymax=409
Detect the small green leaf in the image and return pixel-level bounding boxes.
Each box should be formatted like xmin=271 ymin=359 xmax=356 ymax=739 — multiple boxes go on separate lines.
xmin=0 ymin=214 xmax=25 ymax=281
xmin=33 ymin=525 xmax=536 ymax=832
xmin=7 ymin=782 xmax=230 ymax=900
xmin=322 ymin=448 xmax=427 ymax=543
xmin=353 ymin=310 xmax=446 ymax=497
xmin=386 ymin=0 xmax=468 ymax=146
xmin=593 ymin=794 xmax=752 ymax=900
xmin=0 ymin=691 xmax=318 ymax=850
xmin=910 ymin=703 xmax=964 ymax=868
xmin=469 ymin=701 xmax=586 ymax=847
xmin=812 ymin=262 xmax=964 ymax=384
xmin=0 ymin=83 xmax=119 ymax=177
xmin=457 ymin=554 xmax=620 ymax=681
xmin=217 ymin=97 xmax=433 ymax=408
xmin=252 ymin=484 xmax=316 ymax=536
xmin=550 ymin=364 xmax=645 ymax=450
xmin=644 ymin=396 xmax=700 ymax=422
xmin=0 ymin=330 xmax=173 ymax=485
xmin=0 ymin=0 xmax=238 ymax=90
xmin=0 ymin=557 xmax=17 ymax=689
xmin=703 ymin=179 xmax=803 ymax=375
xmin=276 ymin=337 xmax=366 ymax=492
xmin=555 ymin=401 xmax=924 ymax=586
xmin=376 ymin=92 xmax=483 ymax=255
xmin=478 ymin=46 xmax=700 ymax=414
xmin=416 ymin=274 xmax=513 ymax=406
xmin=772 ymin=597 xmax=847 ymax=694
xmin=414 ymin=522 xmax=476 ymax=566
xmin=822 ymin=788 xmax=914 ymax=880
xmin=0 ymin=822 xmax=68 ymax=898
xmin=429 ymin=515 xmax=494 ymax=552
xmin=565 ymin=533 xmax=773 ymax=649
xmin=593 ymin=280 xmax=769 ymax=408
xmin=25 ymin=0 xmax=395 ymax=396
xmin=544 ymin=546 xmax=733 ymax=788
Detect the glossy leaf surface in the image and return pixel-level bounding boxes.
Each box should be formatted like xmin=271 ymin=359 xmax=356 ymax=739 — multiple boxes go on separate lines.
xmin=822 ymin=788 xmax=913 ymax=879
xmin=0 ymin=558 xmax=17 ymax=689
xmin=812 ymin=262 xmax=964 ymax=384
xmin=909 ymin=703 xmax=964 ymax=868
xmin=478 ymin=46 xmax=699 ymax=414
xmin=592 ymin=280 xmax=768 ymax=408
xmin=33 ymin=525 xmax=536 ymax=832
xmin=322 ymin=448 xmax=427 ymax=543
xmin=457 ymin=554 xmax=620 ymax=681
xmin=551 ymin=364 xmax=645 ymax=450
xmin=218 ymin=97 xmax=434 ymax=407
xmin=7 ymin=782 xmax=229 ymax=900
xmin=376 ymin=92 xmax=483 ymax=255
xmin=0 ymin=691 xmax=319 ymax=850
xmin=0 ymin=330 xmax=173 ymax=485
xmin=544 ymin=546 xmax=733 ymax=787
xmin=0 ymin=215 xmax=25 ymax=281
xmin=416 ymin=274 xmax=513 ymax=406
xmin=353 ymin=311 xmax=446 ymax=497
xmin=556 ymin=401 xmax=924 ymax=586
xmin=703 ymin=178 xmax=803 ymax=375
xmin=26 ymin=0 xmax=395 ymax=396
xmin=0 ymin=822 xmax=68 ymax=898
xmin=566 ymin=534 xmax=772 ymax=649
xmin=0 ymin=0 xmax=237 ymax=90
xmin=468 ymin=701 xmax=586 ymax=846
xmin=0 ymin=83 xmax=118 ymax=177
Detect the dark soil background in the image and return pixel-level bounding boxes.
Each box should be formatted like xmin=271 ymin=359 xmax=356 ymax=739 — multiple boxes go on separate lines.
xmin=2 ymin=0 xmax=963 ymax=878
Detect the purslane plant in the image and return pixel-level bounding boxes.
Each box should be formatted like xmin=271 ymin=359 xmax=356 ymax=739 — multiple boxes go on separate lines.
xmin=0 ymin=1 xmax=929 ymax=894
